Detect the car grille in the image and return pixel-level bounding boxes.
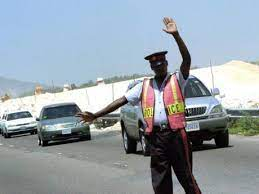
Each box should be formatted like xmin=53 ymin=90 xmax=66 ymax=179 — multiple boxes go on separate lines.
xmin=186 ymin=116 xmax=208 ymax=121
xmin=15 ymin=123 xmax=31 ymax=127
xmin=185 ymin=107 xmax=207 ymax=117
xmin=59 ymin=123 xmax=75 ymax=128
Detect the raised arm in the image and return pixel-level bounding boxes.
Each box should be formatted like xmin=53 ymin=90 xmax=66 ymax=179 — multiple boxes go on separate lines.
xmin=163 ymin=17 xmax=191 ymax=79
xmin=76 ymin=96 xmax=128 ymax=123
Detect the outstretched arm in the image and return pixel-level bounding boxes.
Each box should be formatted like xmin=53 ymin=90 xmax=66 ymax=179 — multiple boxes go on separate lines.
xmin=76 ymin=96 xmax=128 ymax=123
xmin=163 ymin=17 xmax=191 ymax=79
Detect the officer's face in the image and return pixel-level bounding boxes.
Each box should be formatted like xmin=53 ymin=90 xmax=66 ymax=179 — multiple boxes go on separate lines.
xmin=151 ymin=60 xmax=168 ymax=77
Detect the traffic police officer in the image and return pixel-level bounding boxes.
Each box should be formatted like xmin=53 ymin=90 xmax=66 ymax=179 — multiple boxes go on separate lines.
xmin=77 ymin=17 xmax=201 ymax=194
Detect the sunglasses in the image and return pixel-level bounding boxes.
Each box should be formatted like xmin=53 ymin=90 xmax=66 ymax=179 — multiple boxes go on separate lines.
xmin=150 ymin=60 xmax=168 ymax=68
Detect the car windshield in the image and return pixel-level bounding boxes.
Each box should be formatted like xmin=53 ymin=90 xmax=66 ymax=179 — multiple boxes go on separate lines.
xmin=184 ymin=78 xmax=211 ymax=98
xmin=42 ymin=105 xmax=80 ymax=120
xmin=7 ymin=111 xmax=32 ymax=121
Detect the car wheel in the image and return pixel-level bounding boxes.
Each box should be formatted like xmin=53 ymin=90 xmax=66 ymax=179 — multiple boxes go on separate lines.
xmin=38 ymin=136 xmax=42 ymax=146
xmin=192 ymin=139 xmax=203 ymax=146
xmin=215 ymin=130 xmax=229 ymax=148
xmin=4 ymin=132 xmax=10 ymax=138
xmin=41 ymin=140 xmax=48 ymax=147
xmin=122 ymin=129 xmax=137 ymax=154
xmin=140 ymin=131 xmax=150 ymax=156
xmin=80 ymin=134 xmax=91 ymax=141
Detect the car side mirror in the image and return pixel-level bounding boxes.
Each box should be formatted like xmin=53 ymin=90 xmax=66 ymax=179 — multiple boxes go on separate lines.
xmin=219 ymin=94 xmax=226 ymax=98
xmin=211 ymin=88 xmax=220 ymax=96
xmin=36 ymin=117 xmax=40 ymax=121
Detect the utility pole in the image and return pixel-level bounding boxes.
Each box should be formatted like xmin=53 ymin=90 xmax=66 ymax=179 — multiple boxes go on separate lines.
xmin=210 ymin=60 xmax=215 ymax=89
xmin=51 ymin=80 xmax=55 ymax=93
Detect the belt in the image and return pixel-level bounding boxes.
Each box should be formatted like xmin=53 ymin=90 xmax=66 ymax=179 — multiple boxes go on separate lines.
xmin=153 ymin=123 xmax=170 ymax=132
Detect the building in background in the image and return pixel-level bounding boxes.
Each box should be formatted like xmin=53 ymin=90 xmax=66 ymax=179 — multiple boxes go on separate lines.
xmin=96 ymin=78 xmax=105 ymax=85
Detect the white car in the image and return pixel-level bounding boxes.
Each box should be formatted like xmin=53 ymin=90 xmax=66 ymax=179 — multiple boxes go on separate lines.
xmin=1 ymin=110 xmax=37 ymax=138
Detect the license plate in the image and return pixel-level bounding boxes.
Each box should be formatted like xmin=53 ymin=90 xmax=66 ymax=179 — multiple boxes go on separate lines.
xmin=62 ymin=128 xmax=71 ymax=135
xmin=186 ymin=121 xmax=200 ymax=132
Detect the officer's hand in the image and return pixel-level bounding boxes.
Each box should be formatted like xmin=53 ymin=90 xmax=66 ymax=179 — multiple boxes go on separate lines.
xmin=163 ymin=17 xmax=178 ymax=35
xmin=76 ymin=111 xmax=96 ymax=123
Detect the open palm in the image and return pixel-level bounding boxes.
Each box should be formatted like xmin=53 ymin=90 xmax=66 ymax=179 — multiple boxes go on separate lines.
xmin=163 ymin=17 xmax=178 ymax=34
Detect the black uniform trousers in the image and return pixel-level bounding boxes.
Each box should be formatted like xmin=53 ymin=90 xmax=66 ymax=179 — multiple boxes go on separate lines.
xmin=150 ymin=128 xmax=201 ymax=194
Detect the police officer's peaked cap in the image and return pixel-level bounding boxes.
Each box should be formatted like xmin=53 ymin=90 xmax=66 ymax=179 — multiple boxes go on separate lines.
xmin=144 ymin=51 xmax=168 ymax=62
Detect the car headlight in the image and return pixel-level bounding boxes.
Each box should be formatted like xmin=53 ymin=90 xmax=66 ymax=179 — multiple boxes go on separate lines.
xmin=42 ymin=125 xmax=55 ymax=131
xmin=75 ymin=121 xmax=86 ymax=127
xmin=210 ymin=105 xmax=223 ymax=114
xmin=6 ymin=124 xmax=16 ymax=128
xmin=209 ymin=105 xmax=227 ymax=119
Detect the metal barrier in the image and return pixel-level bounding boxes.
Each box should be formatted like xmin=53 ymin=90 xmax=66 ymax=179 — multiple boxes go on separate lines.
xmin=226 ymin=108 xmax=259 ymax=120
xmin=94 ymin=113 xmax=120 ymax=128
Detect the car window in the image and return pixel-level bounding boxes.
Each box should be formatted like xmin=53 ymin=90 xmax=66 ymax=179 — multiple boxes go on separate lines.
xmin=184 ymin=78 xmax=211 ymax=98
xmin=7 ymin=111 xmax=33 ymax=121
xmin=41 ymin=105 xmax=80 ymax=120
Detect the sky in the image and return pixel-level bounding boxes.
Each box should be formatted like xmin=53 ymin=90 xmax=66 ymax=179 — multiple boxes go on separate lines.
xmin=0 ymin=0 xmax=259 ymax=86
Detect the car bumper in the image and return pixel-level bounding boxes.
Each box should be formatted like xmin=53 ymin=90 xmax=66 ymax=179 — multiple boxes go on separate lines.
xmin=7 ymin=126 xmax=37 ymax=134
xmin=40 ymin=126 xmax=90 ymax=141
xmin=186 ymin=115 xmax=228 ymax=141
xmin=198 ymin=116 xmax=228 ymax=132
xmin=187 ymin=115 xmax=228 ymax=132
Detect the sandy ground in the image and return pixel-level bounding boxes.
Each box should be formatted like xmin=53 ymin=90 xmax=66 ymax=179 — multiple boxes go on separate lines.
xmin=191 ymin=60 xmax=259 ymax=108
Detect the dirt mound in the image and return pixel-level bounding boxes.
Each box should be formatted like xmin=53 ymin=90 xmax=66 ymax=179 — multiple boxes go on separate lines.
xmin=191 ymin=60 xmax=259 ymax=108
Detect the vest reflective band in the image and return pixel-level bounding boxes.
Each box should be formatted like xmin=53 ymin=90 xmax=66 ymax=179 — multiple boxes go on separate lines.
xmin=141 ymin=74 xmax=186 ymax=134
xmin=141 ymin=79 xmax=155 ymax=134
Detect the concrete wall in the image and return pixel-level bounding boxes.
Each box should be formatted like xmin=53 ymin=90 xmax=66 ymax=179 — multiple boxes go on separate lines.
xmin=1 ymin=60 xmax=258 ymax=117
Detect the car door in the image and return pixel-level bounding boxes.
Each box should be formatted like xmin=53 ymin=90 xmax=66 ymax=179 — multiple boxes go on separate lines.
xmin=2 ymin=114 xmax=7 ymax=133
xmin=0 ymin=115 xmax=4 ymax=132
xmin=0 ymin=115 xmax=4 ymax=129
xmin=131 ymin=103 xmax=142 ymax=139
xmin=37 ymin=108 xmax=45 ymax=133
xmin=123 ymin=102 xmax=136 ymax=137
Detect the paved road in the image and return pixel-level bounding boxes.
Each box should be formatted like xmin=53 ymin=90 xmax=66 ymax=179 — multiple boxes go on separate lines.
xmin=0 ymin=130 xmax=258 ymax=194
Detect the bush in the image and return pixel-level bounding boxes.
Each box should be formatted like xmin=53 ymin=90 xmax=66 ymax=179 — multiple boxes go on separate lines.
xmin=229 ymin=115 xmax=259 ymax=136
xmin=93 ymin=119 xmax=118 ymax=129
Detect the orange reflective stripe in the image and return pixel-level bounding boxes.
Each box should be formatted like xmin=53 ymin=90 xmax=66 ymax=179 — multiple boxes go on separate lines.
xmin=142 ymin=78 xmax=155 ymax=134
xmin=143 ymin=79 xmax=150 ymax=108
xmin=170 ymin=75 xmax=178 ymax=102
xmin=143 ymin=79 xmax=154 ymax=118
xmin=164 ymin=74 xmax=186 ymax=130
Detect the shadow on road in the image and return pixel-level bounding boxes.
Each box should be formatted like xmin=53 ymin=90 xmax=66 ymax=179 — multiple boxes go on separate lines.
xmin=192 ymin=143 xmax=234 ymax=152
xmin=45 ymin=138 xmax=90 ymax=147
xmin=135 ymin=150 xmax=145 ymax=156
xmin=5 ymin=133 xmax=35 ymax=138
